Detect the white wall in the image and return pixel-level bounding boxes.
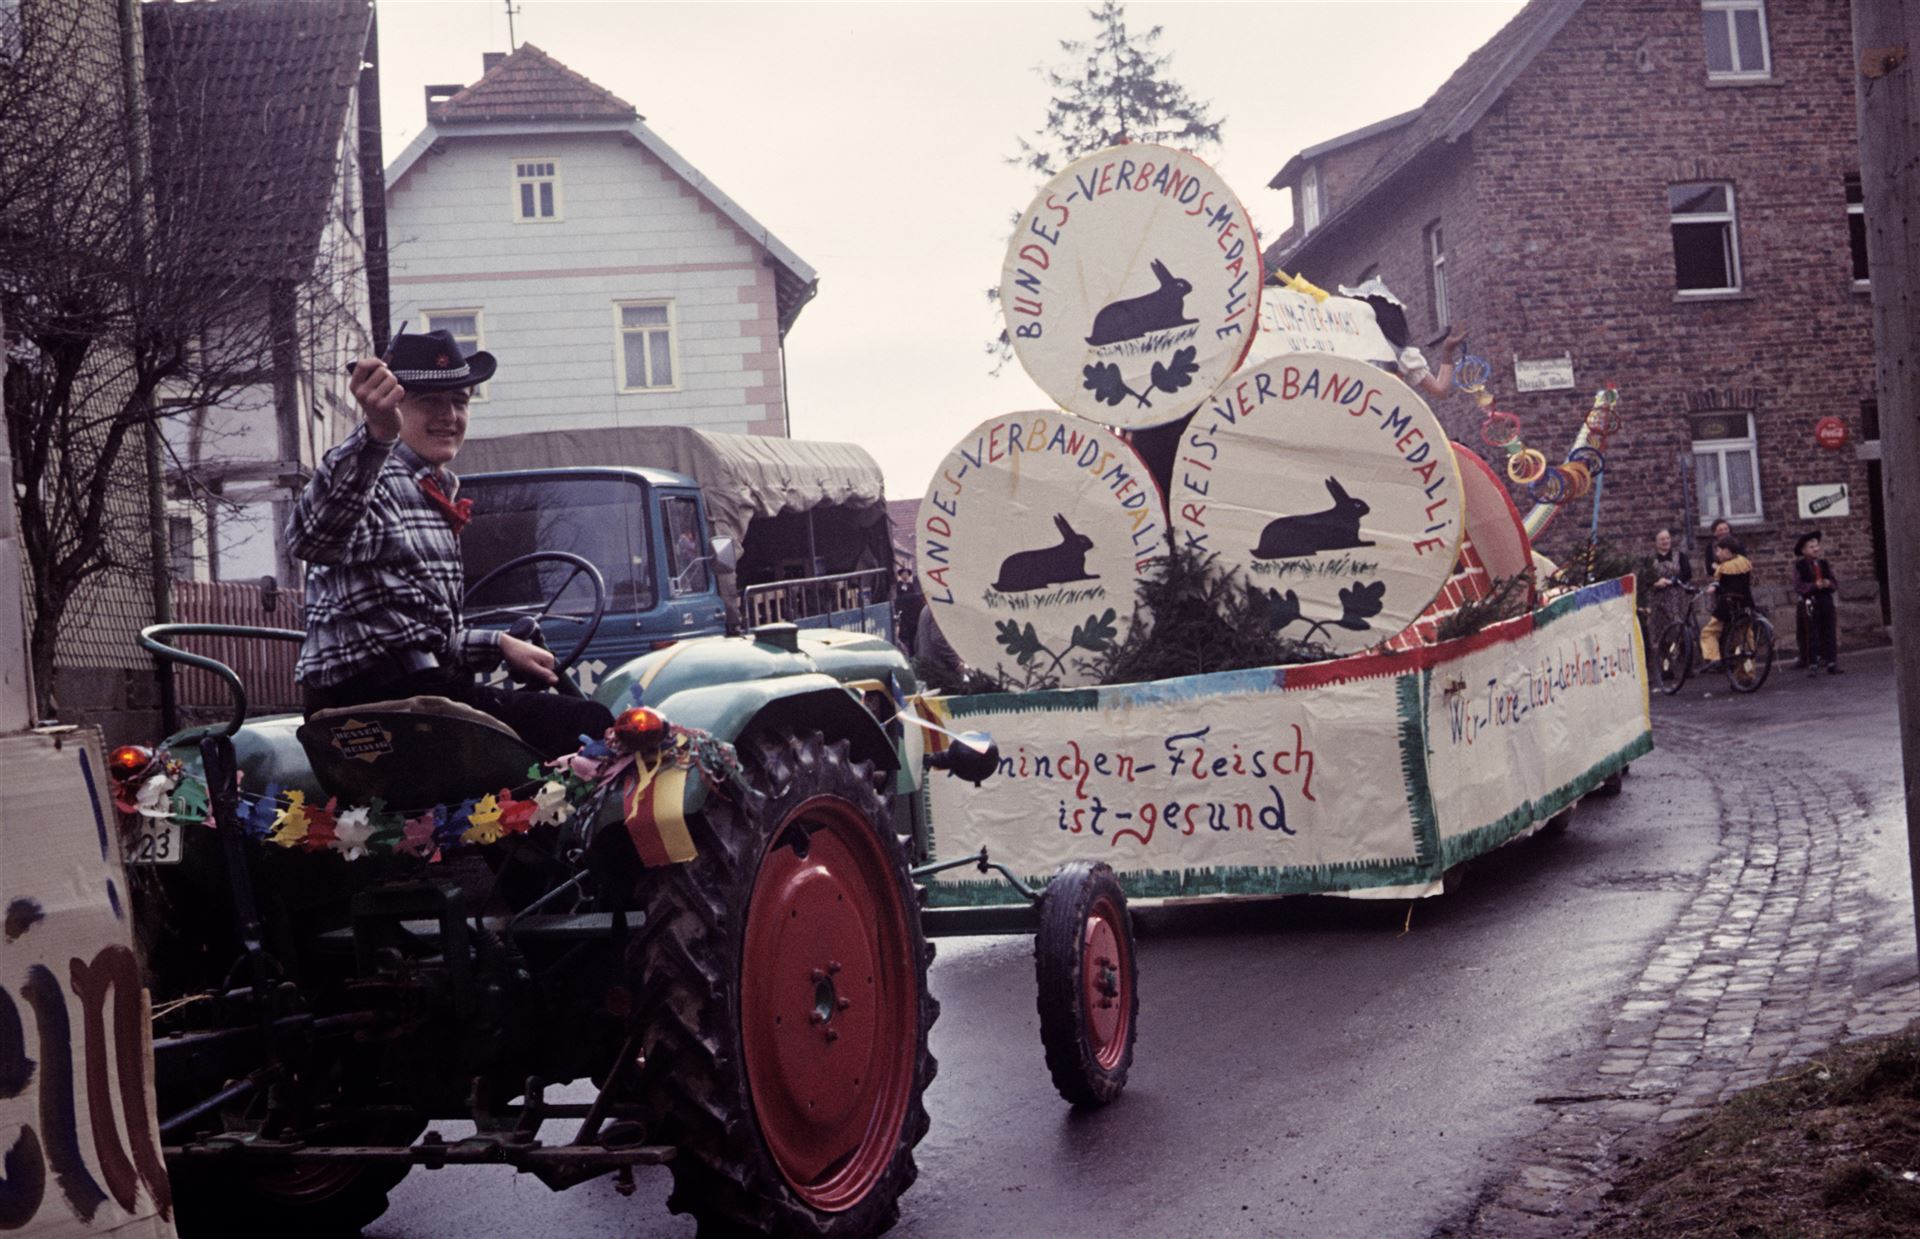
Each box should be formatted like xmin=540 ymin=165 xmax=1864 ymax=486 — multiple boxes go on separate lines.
xmin=387 ymin=130 xmax=786 ymax=439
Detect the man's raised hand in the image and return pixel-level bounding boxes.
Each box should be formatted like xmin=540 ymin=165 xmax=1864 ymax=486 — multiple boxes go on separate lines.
xmin=348 ymin=358 xmax=406 ymax=443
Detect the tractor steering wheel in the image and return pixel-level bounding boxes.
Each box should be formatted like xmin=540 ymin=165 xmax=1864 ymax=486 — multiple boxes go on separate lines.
xmin=464 ymin=551 xmax=608 ymax=697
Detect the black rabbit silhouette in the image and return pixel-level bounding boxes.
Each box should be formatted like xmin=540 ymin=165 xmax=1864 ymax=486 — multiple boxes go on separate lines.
xmin=992 ymin=514 xmax=1099 ymax=593
xmin=1084 ymin=259 xmax=1197 ymax=346
xmin=1251 ymin=478 xmax=1374 ymax=560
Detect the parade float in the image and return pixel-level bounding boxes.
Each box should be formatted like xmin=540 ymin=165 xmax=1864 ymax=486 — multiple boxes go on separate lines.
xmin=94 ymin=142 xmax=1648 ymax=1239
xmin=912 ymin=142 xmax=1650 ymax=906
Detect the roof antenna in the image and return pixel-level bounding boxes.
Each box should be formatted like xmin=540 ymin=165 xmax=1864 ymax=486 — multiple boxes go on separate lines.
xmin=504 ymin=0 xmax=521 ymax=51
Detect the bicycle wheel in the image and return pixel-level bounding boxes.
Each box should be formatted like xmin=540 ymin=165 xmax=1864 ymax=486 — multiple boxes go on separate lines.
xmin=1656 ymin=621 xmax=1694 ymax=695
xmin=1725 ymin=617 xmax=1775 ymax=693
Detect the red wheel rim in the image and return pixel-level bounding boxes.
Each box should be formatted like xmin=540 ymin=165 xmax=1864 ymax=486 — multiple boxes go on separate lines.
xmin=740 ymin=795 xmax=917 ymax=1213
xmin=1080 ymin=894 xmax=1131 ymax=1070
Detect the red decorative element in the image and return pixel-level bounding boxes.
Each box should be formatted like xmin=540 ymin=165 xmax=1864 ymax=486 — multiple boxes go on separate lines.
xmin=740 ymin=795 xmax=917 ymax=1210
xmin=109 ymin=745 xmax=156 ymax=783
xmin=1815 ymin=416 xmax=1850 ymax=451
xmin=1081 ymin=894 xmax=1132 ymax=1069
xmin=435 ymin=352 xmax=453 ymax=368
xmin=497 ymin=790 xmax=537 ymax=835
xmin=610 ymin=706 xmax=669 ymax=753
xmin=417 ymin=477 xmax=473 ymax=535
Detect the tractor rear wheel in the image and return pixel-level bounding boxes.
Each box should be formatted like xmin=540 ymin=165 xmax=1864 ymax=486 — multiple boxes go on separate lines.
xmin=1034 ymin=861 xmax=1138 ymax=1107
xmin=629 ymin=730 xmax=936 ymax=1237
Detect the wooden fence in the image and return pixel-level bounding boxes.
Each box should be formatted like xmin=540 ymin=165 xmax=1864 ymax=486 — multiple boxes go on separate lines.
xmin=169 ymin=579 xmax=305 ymax=711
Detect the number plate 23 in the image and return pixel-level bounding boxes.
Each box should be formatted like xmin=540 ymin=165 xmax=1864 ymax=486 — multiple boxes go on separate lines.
xmin=124 ymin=818 xmax=182 ymax=865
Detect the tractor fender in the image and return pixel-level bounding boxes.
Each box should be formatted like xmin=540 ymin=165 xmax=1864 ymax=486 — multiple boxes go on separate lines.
xmin=645 ymin=673 xmax=898 ymax=817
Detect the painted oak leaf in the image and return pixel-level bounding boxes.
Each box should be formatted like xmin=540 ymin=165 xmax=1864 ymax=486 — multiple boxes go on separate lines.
xmin=1263 ymin=587 xmax=1303 ymax=632
xmin=1149 ymin=345 xmax=1199 ymax=395
xmin=1082 ymin=362 xmax=1130 ymax=408
xmin=1070 ymin=608 xmax=1119 ymax=652
xmin=995 ymin=618 xmax=1045 ymax=665
xmin=1335 ymin=580 xmax=1387 ymax=631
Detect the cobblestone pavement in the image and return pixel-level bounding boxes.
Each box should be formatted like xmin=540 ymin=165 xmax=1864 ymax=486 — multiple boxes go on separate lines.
xmin=1445 ymin=650 xmax=1917 ymax=1237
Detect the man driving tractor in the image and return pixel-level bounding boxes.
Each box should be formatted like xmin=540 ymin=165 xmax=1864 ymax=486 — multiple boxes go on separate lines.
xmin=288 ymin=329 xmax=614 ymax=757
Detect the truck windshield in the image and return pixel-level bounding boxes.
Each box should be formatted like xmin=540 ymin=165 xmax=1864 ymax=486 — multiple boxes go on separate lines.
xmin=461 ymin=475 xmax=655 ymax=614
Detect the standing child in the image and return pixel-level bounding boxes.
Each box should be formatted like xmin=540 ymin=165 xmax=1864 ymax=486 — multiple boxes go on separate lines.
xmin=1793 ymin=532 xmax=1843 ymax=675
xmin=1699 ymin=536 xmax=1753 ymax=671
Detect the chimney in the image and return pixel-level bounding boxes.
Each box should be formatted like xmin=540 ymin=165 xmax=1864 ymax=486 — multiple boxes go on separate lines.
xmin=482 ymin=52 xmax=506 ymax=73
xmin=423 ymin=83 xmax=462 ymax=119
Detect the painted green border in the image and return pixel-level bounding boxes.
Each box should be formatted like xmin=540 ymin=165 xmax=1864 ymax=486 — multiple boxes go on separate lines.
xmin=1436 ymin=729 xmax=1653 ymax=870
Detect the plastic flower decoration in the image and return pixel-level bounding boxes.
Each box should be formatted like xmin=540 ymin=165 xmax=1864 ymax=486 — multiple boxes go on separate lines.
xmin=530 ymin=781 xmax=571 ymax=828
xmin=333 ymin=806 xmax=374 ymax=860
xmin=268 ymin=790 xmax=313 ymax=848
xmin=400 ymin=808 xmax=442 ymax=860
xmin=135 ymin=768 xmax=180 ymax=818
xmin=462 ymin=793 xmax=504 ymax=846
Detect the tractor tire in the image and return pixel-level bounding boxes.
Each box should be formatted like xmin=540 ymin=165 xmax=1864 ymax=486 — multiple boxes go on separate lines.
xmin=629 ymin=730 xmax=937 ymax=1238
xmin=1034 ymin=861 xmax=1138 ymax=1108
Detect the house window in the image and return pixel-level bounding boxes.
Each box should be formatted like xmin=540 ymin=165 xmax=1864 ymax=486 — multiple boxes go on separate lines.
xmin=616 ymin=301 xmax=676 ymax=391
xmin=422 ymin=309 xmax=488 ymax=400
xmin=1691 ymin=411 xmax=1763 ymax=524
xmin=1670 ymin=182 xmax=1741 ymax=294
xmin=1425 ymin=221 xmax=1448 ymax=329
xmin=1702 ymin=0 xmax=1770 ymax=79
xmin=1300 ymin=166 xmax=1322 ymax=234
xmin=1846 ymin=174 xmax=1869 ymax=286
xmin=512 ymin=159 xmax=562 ymax=222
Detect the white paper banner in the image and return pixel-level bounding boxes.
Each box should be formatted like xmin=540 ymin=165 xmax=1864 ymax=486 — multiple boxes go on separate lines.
xmin=1245 ymin=289 xmax=1397 ymax=367
xmin=1169 ymin=352 xmax=1463 ymax=656
xmin=0 ymin=731 xmax=175 ymax=1237
xmin=922 ymin=578 xmax=1650 ymax=906
xmin=1000 ymin=144 xmax=1259 ymax=429
xmin=918 ymin=413 xmax=1164 ymax=688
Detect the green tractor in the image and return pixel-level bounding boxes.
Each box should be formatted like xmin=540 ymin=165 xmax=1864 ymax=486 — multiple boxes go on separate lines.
xmin=117 ymin=549 xmax=1138 ymax=1238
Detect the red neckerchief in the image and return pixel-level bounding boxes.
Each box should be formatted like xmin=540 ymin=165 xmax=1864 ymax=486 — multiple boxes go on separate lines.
xmin=418 ymin=475 xmax=473 ymax=535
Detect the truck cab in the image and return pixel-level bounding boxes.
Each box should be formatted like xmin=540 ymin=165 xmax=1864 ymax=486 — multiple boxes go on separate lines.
xmin=460 ymin=466 xmax=730 ymax=692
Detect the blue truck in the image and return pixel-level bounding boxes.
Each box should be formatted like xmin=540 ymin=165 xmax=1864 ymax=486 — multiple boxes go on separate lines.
xmin=453 ymin=425 xmax=899 ymax=689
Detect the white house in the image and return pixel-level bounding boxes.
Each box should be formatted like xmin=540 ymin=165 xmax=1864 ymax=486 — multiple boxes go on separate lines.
xmin=384 ymin=45 xmax=819 ymax=440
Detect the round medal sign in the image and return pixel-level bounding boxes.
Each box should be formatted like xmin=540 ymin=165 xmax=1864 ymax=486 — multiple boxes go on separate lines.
xmin=1168 ymin=352 xmax=1463 ymax=657
xmin=1000 ymin=144 xmax=1260 ymax=430
xmin=918 ymin=413 xmax=1165 ymax=688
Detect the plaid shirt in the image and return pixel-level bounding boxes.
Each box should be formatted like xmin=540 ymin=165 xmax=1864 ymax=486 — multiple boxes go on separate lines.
xmin=288 ymin=424 xmax=501 ymax=688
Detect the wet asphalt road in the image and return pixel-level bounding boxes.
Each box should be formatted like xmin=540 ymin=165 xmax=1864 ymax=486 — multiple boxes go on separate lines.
xmin=372 ymin=648 xmax=1909 ymax=1239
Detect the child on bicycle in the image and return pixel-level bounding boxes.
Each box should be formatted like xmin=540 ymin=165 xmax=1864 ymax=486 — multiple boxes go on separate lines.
xmin=1699 ymin=535 xmax=1753 ymax=671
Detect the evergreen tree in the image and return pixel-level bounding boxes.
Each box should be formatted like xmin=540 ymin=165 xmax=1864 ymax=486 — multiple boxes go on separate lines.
xmin=989 ymin=1 xmax=1224 ymax=367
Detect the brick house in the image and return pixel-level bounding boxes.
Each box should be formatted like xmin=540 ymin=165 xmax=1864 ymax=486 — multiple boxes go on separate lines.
xmin=383 ymin=45 xmax=818 ymax=441
xmin=1264 ymin=0 xmax=1886 ymax=644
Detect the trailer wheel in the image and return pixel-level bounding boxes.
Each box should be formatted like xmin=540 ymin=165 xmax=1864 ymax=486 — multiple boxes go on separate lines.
xmin=1034 ymin=861 xmax=1138 ymax=1107
xmin=630 ymin=731 xmax=936 ymax=1237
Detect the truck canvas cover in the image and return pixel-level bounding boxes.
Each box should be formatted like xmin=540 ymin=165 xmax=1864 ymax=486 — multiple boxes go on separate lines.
xmin=454 ymin=425 xmax=888 ymax=551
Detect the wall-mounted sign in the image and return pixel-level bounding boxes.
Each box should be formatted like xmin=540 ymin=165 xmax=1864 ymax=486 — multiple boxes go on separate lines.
xmin=1513 ymin=354 xmax=1575 ymax=392
xmin=1168 ymin=352 xmax=1463 ymax=657
xmin=1000 ymin=143 xmax=1258 ymax=429
xmin=1815 ymin=416 xmax=1851 ymax=451
xmin=918 ymin=413 xmax=1165 ymax=687
xmin=1797 ymin=483 xmax=1850 ymax=519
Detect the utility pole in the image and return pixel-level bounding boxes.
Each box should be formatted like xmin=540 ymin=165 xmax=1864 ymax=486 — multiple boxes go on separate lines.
xmin=1852 ymin=3 xmax=1920 ymax=965
xmin=505 ymin=0 xmax=521 ymax=51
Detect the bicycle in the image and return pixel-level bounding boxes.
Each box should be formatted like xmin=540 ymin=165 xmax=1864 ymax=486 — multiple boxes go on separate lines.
xmin=1654 ymin=586 xmax=1775 ymax=695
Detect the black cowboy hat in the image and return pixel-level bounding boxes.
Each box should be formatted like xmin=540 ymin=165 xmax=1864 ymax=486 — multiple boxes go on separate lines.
xmin=1794 ymin=531 xmax=1822 ymax=555
xmin=385 ymin=328 xmax=496 ymax=392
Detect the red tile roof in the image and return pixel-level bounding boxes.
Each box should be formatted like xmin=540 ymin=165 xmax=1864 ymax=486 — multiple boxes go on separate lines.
xmin=143 ymin=0 xmax=373 ymax=278
xmin=429 ymin=44 xmax=637 ymax=125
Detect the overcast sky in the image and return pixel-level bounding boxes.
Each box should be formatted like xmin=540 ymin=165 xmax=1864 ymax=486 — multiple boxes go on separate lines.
xmin=374 ymin=1 xmax=1525 ymax=499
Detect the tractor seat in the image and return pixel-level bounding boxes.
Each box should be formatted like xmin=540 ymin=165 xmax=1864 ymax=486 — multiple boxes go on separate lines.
xmin=296 ymin=696 xmax=545 ymax=811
